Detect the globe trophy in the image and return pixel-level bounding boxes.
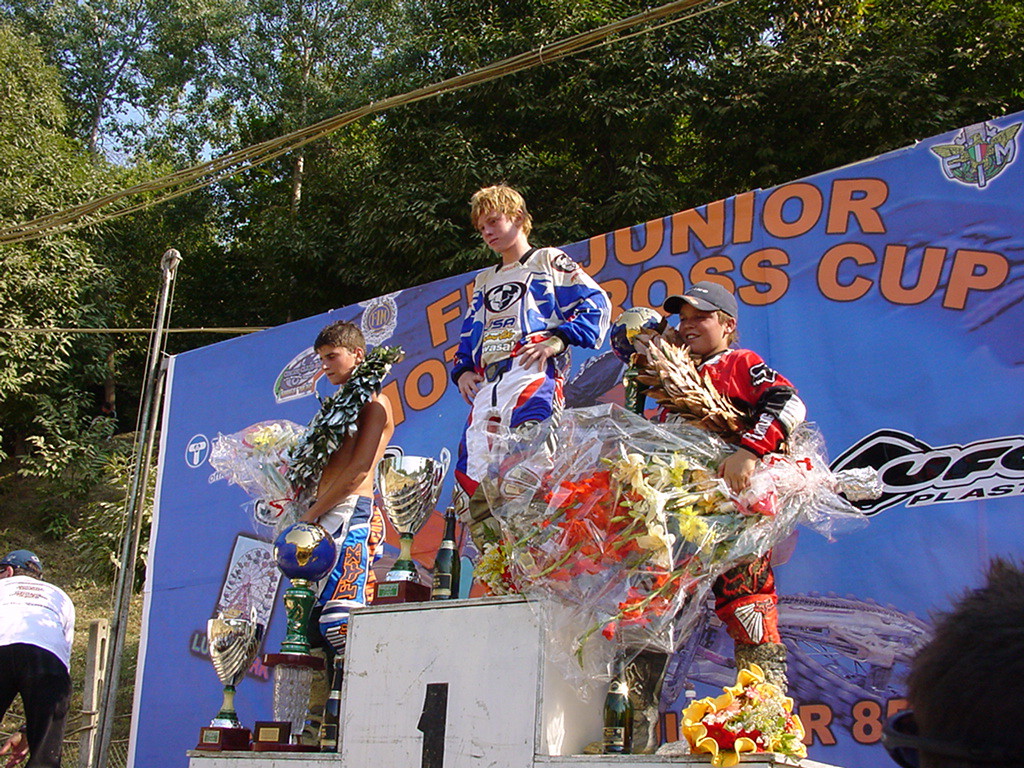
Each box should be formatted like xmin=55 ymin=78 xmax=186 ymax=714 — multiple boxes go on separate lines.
xmin=196 ymin=607 xmax=264 ymax=751
xmin=258 ymin=521 xmax=336 ymax=752
xmin=374 ymin=448 xmax=450 ymax=604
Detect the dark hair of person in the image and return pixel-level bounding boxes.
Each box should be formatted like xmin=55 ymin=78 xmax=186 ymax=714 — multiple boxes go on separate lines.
xmin=315 ymin=321 xmax=365 ymax=352
xmin=2 ymin=564 xmax=40 ymax=579
xmin=906 ymin=557 xmax=1024 ymax=767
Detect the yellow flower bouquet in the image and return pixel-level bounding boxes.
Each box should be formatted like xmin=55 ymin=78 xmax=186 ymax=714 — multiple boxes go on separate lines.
xmin=683 ymin=664 xmax=806 ymax=767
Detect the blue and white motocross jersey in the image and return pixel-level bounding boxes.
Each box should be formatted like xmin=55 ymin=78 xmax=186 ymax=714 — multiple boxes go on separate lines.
xmin=451 ymin=247 xmax=611 ymax=380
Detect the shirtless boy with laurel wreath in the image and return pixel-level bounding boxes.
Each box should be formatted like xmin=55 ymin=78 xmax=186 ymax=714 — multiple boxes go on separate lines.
xmin=284 ymin=320 xmax=399 ymax=747
xmin=295 ymin=320 xmax=396 ymax=660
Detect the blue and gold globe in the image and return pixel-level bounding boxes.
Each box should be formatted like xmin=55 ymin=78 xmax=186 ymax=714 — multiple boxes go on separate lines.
xmin=273 ymin=522 xmax=336 ymax=581
xmin=610 ymin=307 xmax=665 ymax=363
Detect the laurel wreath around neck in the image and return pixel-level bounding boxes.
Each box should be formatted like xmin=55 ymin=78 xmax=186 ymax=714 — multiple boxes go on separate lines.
xmin=285 ymin=345 xmax=404 ymax=494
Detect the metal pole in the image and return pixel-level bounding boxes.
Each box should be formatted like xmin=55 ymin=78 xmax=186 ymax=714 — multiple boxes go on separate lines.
xmin=76 ymin=619 xmax=110 ymax=768
xmin=94 ymin=249 xmax=181 ymax=768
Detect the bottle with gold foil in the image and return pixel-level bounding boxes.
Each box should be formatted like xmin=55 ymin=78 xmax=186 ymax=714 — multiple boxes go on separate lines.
xmin=603 ymin=655 xmax=633 ymax=754
xmin=623 ymin=363 xmax=647 ymax=415
xmin=430 ymin=507 xmax=461 ymax=600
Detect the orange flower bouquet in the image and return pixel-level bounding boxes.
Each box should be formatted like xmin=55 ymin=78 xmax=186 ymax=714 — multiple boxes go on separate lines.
xmin=474 ymin=404 xmax=867 ymax=676
xmin=475 ymin=406 xmax=760 ymax=665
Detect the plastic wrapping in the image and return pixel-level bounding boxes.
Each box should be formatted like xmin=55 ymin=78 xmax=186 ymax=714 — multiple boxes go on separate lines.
xmin=477 ymin=404 xmax=870 ymax=683
xmin=208 ymin=419 xmax=311 ymax=531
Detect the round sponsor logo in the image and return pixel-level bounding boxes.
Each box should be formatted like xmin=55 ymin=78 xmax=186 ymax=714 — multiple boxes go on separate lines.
xmin=484 ymin=282 xmax=526 ymax=312
xmin=185 ymin=434 xmax=210 ymax=468
xmin=359 ymin=294 xmax=399 ymax=346
xmin=274 ymin=348 xmax=322 ymax=404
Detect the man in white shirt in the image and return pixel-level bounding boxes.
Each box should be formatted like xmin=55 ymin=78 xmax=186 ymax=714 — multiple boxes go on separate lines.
xmin=0 ymin=550 xmax=75 ymax=768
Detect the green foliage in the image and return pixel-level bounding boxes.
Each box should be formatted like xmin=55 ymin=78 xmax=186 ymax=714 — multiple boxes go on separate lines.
xmin=215 ymin=0 xmax=762 ymax=320
xmin=0 ymin=25 xmax=101 ymax=210
xmin=0 ymin=24 xmax=119 ymax=459
xmin=17 ymin=390 xmax=118 ymax=534
xmin=9 ymin=0 xmax=1020 ymax=333
xmin=677 ymin=0 xmax=1024 ymax=197
xmin=0 ymin=0 xmax=246 ymax=156
xmin=14 ymin=396 xmax=151 ymax=581
xmin=66 ymin=438 xmax=153 ymax=584
xmin=3 ymin=0 xmax=1024 ymax=477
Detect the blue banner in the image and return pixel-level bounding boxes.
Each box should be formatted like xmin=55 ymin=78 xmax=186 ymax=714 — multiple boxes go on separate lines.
xmin=132 ymin=112 xmax=1024 ymax=768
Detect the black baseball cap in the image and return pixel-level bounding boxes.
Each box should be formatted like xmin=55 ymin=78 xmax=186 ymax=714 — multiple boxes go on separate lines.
xmin=0 ymin=549 xmax=43 ymax=575
xmin=663 ymin=281 xmax=738 ymax=318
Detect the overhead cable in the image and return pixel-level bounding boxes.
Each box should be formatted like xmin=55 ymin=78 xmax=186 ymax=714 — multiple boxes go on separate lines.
xmin=0 ymin=0 xmax=728 ymax=244
xmin=0 ymin=326 xmax=267 ymax=334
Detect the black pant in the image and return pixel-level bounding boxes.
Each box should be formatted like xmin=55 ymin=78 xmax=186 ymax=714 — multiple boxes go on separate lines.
xmin=0 ymin=643 xmax=72 ymax=768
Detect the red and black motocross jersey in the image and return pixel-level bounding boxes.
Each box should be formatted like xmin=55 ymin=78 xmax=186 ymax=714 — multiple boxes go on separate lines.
xmin=661 ymin=348 xmax=806 ymax=457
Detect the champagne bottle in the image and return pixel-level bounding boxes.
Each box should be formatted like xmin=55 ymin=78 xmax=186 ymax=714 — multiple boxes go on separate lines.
xmin=623 ymin=364 xmax=647 ymax=415
xmin=603 ymin=655 xmax=633 ymax=754
xmin=431 ymin=507 xmax=461 ymax=600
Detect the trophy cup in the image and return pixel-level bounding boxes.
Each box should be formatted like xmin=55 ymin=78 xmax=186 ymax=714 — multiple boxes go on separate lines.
xmin=197 ymin=608 xmax=264 ymax=751
xmin=258 ymin=522 xmax=336 ymax=752
xmin=374 ymin=448 xmax=450 ymax=604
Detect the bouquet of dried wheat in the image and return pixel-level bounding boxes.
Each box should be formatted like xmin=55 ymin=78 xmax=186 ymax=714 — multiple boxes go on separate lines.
xmin=633 ymin=337 xmax=746 ymax=439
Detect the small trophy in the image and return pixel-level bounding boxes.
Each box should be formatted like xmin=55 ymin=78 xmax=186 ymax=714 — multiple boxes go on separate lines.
xmin=374 ymin=448 xmax=450 ymax=604
xmin=197 ymin=608 xmax=264 ymax=751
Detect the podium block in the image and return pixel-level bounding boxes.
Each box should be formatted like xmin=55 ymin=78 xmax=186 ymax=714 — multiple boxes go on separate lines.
xmin=188 ymin=595 xmax=848 ymax=768
xmin=340 ymin=595 xmax=604 ymax=767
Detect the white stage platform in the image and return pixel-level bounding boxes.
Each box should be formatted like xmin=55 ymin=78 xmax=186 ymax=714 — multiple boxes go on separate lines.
xmin=188 ymin=596 xmax=841 ymax=768
xmin=187 ymin=752 xmax=838 ymax=767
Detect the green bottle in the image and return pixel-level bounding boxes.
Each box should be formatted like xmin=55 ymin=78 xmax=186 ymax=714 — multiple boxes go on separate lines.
xmin=319 ymin=657 xmax=343 ymax=752
xmin=602 ymin=656 xmax=633 ymax=754
xmin=430 ymin=507 xmax=461 ymax=600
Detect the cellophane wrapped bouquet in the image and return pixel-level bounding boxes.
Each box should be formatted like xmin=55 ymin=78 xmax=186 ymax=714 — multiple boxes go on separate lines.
xmin=476 ymin=404 xmax=867 ymax=682
xmin=207 ymin=346 xmax=404 ymax=533
xmin=208 ymin=419 xmax=311 ymax=531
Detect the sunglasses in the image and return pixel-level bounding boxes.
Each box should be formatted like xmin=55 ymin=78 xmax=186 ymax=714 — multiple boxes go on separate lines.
xmin=882 ymin=710 xmax=1017 ymax=768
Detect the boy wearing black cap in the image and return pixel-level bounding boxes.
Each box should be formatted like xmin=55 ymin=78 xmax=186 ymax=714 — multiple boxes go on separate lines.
xmin=0 ymin=549 xmax=75 ymax=768
xmin=659 ymin=281 xmax=806 ymax=687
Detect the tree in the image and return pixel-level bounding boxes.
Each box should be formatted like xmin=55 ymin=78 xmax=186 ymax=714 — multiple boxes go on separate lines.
xmin=211 ymin=0 xmax=776 ymax=318
xmin=677 ymin=0 xmax=1024 ymax=199
xmin=9 ymin=0 xmax=1024 ymax=334
xmin=198 ymin=0 xmax=402 ymax=322
xmin=0 ymin=24 xmax=113 ymax=457
xmin=293 ymin=0 xmax=1023 ymax=307
xmin=0 ymin=0 xmax=243 ymax=156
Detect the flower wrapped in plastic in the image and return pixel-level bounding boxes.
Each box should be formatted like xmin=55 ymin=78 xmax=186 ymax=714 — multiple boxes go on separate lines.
xmin=209 ymin=419 xmax=311 ymax=530
xmin=477 ymin=403 xmax=867 ymax=680
xmin=682 ymin=663 xmax=806 ymax=766
xmin=208 ymin=346 xmax=403 ymax=532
